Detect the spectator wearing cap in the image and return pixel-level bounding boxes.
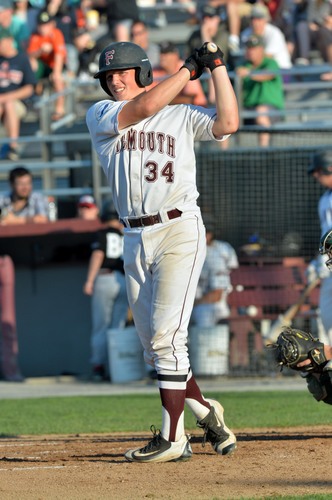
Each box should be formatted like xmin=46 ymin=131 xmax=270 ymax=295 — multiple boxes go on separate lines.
xmin=152 ymin=41 xmax=207 ymax=106
xmin=130 ymin=20 xmax=160 ymax=69
xmin=43 ymin=0 xmax=82 ymax=79
xmin=240 ymin=3 xmax=292 ymax=69
xmin=0 ymin=0 xmax=30 ymax=50
xmin=27 ymin=9 xmax=67 ymax=120
xmin=0 ymin=27 xmax=37 ymax=161
xmin=236 ymin=34 xmax=285 ymax=147
xmin=83 ymin=202 xmax=128 ymax=381
xmin=77 ymin=195 xmax=100 ymax=220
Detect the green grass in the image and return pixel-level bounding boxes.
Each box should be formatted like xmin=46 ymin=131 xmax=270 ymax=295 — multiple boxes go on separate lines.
xmin=0 ymin=390 xmax=331 ymax=437
xmin=240 ymin=497 xmax=330 ymax=500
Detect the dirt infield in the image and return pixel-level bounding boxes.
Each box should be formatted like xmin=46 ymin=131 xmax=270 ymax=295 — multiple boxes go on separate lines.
xmin=0 ymin=426 xmax=332 ymax=500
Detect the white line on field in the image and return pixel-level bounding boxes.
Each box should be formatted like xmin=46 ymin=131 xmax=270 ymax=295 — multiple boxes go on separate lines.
xmin=0 ymin=441 xmax=60 ymax=448
xmin=0 ymin=465 xmax=80 ymax=471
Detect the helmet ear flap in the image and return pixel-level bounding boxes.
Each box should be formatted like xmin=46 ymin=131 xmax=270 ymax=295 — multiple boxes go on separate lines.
xmin=99 ymin=74 xmax=114 ymax=98
xmin=136 ymin=66 xmax=153 ymax=87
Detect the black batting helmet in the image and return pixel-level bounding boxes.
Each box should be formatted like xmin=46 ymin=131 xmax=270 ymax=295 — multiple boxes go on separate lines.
xmin=94 ymin=42 xmax=153 ymax=97
xmin=308 ymin=150 xmax=332 ymax=175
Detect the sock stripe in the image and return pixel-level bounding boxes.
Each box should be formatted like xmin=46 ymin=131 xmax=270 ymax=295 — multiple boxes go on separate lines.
xmin=157 ymin=373 xmax=188 ymax=382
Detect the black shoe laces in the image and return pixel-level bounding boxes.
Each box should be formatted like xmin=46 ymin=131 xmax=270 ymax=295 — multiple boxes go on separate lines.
xmin=197 ymin=409 xmax=228 ymax=448
xmin=139 ymin=425 xmax=162 ymax=453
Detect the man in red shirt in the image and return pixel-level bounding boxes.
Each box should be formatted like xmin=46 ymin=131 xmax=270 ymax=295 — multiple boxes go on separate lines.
xmin=27 ymin=9 xmax=67 ymax=120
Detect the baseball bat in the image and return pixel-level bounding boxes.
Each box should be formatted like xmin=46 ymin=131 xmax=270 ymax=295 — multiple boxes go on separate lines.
xmin=263 ymin=277 xmax=321 ymax=345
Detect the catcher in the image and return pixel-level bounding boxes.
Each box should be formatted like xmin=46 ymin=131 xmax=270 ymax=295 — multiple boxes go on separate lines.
xmin=268 ymin=326 xmax=332 ymax=405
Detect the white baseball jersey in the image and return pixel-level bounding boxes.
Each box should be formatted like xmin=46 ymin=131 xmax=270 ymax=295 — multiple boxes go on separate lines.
xmin=86 ymin=98 xmax=230 ymax=373
xmin=86 ymin=100 xmax=228 ymax=220
xmin=193 ymin=240 xmax=239 ymax=325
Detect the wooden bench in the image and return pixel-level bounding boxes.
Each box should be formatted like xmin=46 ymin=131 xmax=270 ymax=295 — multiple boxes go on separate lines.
xmin=227 ymin=257 xmax=320 ymax=374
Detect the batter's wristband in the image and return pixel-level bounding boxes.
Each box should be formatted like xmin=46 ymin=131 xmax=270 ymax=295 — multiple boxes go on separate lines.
xmin=209 ymin=57 xmax=225 ymax=72
xmin=180 ymin=62 xmax=197 ymax=80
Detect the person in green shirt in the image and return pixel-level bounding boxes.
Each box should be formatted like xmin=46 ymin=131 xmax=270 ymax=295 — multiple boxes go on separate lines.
xmin=236 ymin=34 xmax=284 ymax=147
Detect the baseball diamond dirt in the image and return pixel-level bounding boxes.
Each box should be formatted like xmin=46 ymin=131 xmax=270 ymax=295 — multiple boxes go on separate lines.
xmin=0 ymin=426 xmax=332 ymax=499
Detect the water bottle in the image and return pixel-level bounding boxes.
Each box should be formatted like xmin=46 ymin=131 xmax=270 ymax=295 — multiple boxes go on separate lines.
xmin=48 ymin=196 xmax=58 ymax=222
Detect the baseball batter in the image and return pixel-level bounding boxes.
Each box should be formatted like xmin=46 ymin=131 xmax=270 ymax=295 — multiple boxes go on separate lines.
xmin=86 ymin=41 xmax=239 ymax=463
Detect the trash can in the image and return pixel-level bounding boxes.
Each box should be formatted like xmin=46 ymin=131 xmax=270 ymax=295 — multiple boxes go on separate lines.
xmin=188 ymin=324 xmax=229 ymax=376
xmin=107 ymin=327 xmax=146 ymax=383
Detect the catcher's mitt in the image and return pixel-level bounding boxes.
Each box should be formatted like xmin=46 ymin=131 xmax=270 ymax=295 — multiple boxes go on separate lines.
xmin=303 ymin=362 xmax=332 ymax=405
xmin=267 ymin=326 xmax=327 ymax=372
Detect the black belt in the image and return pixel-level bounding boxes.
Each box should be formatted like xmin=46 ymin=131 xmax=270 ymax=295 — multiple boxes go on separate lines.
xmin=124 ymin=209 xmax=182 ymax=228
xmin=99 ymin=269 xmax=113 ymax=275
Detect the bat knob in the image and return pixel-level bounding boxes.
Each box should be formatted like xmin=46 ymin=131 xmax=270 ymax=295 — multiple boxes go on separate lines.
xmin=206 ymin=42 xmax=218 ymax=53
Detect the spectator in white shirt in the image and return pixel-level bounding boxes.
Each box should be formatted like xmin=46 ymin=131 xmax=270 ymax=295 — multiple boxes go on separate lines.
xmin=241 ymin=3 xmax=292 ymax=70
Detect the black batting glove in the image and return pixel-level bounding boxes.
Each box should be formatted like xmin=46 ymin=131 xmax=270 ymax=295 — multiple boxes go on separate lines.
xmin=197 ymin=43 xmax=225 ymax=72
xmin=180 ymin=50 xmax=204 ymax=80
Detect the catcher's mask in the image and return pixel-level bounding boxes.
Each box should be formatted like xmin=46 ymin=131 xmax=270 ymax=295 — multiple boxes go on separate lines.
xmin=319 ymin=229 xmax=332 ymax=270
xmin=94 ymin=42 xmax=153 ymax=97
xmin=308 ymin=150 xmax=332 ymax=176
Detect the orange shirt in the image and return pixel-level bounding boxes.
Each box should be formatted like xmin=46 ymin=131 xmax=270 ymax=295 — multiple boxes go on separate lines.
xmin=27 ymin=28 xmax=67 ymax=69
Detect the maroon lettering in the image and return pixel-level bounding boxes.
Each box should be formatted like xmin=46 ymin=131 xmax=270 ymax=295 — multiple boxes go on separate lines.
xmin=127 ymin=129 xmax=137 ymax=150
xmin=138 ymin=131 xmax=145 ymax=150
xmin=167 ymin=136 xmax=176 ymax=158
xmin=115 ymin=129 xmax=176 ymax=157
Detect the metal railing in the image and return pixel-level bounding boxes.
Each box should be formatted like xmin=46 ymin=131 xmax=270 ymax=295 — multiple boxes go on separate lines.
xmin=1 ymin=62 xmax=331 ymax=203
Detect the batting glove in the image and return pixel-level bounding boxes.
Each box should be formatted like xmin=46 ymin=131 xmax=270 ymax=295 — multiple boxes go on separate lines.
xmin=181 ymin=50 xmax=204 ymax=80
xmin=197 ymin=43 xmax=225 ymax=72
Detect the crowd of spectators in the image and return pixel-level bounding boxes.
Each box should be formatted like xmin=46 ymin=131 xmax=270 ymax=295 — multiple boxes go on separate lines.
xmin=0 ymin=0 xmax=331 ymax=159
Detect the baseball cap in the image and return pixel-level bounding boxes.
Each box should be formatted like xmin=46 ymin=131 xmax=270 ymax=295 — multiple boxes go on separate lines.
xmin=78 ymin=195 xmax=97 ymax=208
xmin=0 ymin=27 xmax=13 ymax=40
xmin=37 ymin=10 xmax=54 ymax=25
xmin=308 ymin=150 xmax=332 ymax=175
xmin=159 ymin=41 xmax=178 ymax=54
xmin=250 ymin=4 xmax=271 ymax=20
xmin=200 ymin=4 xmax=220 ymax=18
xmin=245 ymin=34 xmax=264 ymax=48
xmin=0 ymin=0 xmax=13 ymax=11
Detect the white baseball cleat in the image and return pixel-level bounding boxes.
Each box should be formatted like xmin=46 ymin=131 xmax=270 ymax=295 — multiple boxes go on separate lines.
xmin=197 ymin=398 xmax=237 ymax=455
xmin=125 ymin=426 xmax=192 ymax=463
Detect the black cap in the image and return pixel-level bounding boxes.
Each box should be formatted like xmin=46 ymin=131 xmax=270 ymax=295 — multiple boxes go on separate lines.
xmin=245 ymin=34 xmax=264 ymax=48
xmin=308 ymin=150 xmax=332 ymax=175
xmin=37 ymin=10 xmax=54 ymax=25
xmin=159 ymin=41 xmax=178 ymax=54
